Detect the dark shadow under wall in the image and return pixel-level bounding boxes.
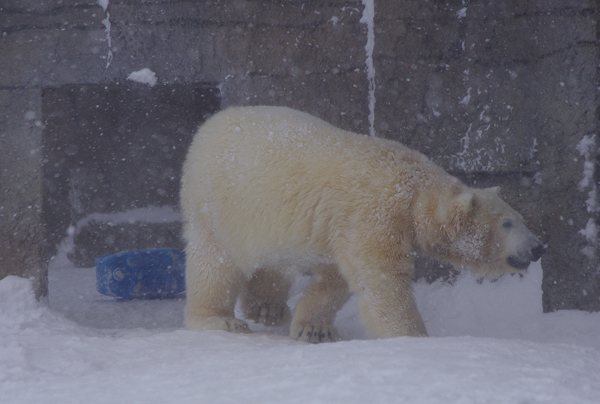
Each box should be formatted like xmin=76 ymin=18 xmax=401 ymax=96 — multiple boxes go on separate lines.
xmin=42 ymin=83 xmax=220 ymax=266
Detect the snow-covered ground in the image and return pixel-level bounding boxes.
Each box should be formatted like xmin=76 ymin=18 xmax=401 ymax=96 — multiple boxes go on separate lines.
xmin=2 ymin=250 xmax=600 ymax=403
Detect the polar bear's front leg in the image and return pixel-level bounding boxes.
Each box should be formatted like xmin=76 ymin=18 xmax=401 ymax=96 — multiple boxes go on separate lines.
xmin=290 ymin=264 xmax=351 ymax=343
xmin=356 ymin=258 xmax=428 ymax=338
xmin=184 ymin=236 xmax=250 ymax=334
xmin=240 ymin=268 xmax=292 ymax=326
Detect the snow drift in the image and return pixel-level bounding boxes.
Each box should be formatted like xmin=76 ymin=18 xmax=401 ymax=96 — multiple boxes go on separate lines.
xmin=2 ymin=258 xmax=600 ymax=403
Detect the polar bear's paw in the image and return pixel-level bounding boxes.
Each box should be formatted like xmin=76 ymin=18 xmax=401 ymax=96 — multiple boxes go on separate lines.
xmin=197 ymin=316 xmax=251 ymax=333
xmin=244 ymin=303 xmax=291 ymax=326
xmin=291 ymin=323 xmax=340 ymax=343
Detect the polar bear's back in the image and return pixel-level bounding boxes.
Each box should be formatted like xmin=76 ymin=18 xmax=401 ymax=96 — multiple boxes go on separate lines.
xmin=181 ymin=106 xmax=436 ymax=268
xmin=194 ymin=106 xmax=370 ymax=170
xmin=188 ymin=105 xmax=428 ymax=182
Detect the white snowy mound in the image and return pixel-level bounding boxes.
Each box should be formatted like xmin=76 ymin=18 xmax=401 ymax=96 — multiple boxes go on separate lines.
xmin=2 ymin=268 xmax=600 ymax=403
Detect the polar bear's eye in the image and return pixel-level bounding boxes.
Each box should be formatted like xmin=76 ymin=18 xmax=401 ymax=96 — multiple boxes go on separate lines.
xmin=502 ymin=219 xmax=514 ymax=229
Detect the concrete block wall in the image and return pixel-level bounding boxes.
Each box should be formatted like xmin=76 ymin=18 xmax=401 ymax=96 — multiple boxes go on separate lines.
xmin=0 ymin=88 xmax=45 ymax=297
xmin=372 ymin=1 xmax=600 ymax=311
xmin=1 ymin=0 xmax=599 ymax=311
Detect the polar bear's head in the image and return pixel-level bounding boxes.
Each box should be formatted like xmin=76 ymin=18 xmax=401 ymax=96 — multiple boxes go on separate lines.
xmin=434 ymin=186 xmax=545 ymax=276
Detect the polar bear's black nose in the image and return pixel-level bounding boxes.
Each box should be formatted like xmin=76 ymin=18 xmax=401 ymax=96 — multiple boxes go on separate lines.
xmin=531 ymin=243 xmax=546 ymax=261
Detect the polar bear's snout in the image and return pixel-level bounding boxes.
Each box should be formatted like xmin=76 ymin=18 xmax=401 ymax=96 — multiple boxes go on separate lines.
xmin=507 ymin=242 xmax=546 ymax=270
xmin=531 ymin=243 xmax=547 ymax=261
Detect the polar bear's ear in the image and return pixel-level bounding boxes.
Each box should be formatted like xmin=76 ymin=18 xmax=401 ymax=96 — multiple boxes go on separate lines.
xmin=486 ymin=186 xmax=501 ymax=194
xmin=445 ymin=191 xmax=475 ymax=237
xmin=455 ymin=191 xmax=475 ymax=214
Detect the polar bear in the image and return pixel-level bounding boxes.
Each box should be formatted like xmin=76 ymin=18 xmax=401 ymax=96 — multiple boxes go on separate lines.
xmin=180 ymin=106 xmax=545 ymax=342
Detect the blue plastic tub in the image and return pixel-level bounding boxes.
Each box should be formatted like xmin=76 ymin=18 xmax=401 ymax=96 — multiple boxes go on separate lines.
xmin=95 ymin=248 xmax=186 ymax=299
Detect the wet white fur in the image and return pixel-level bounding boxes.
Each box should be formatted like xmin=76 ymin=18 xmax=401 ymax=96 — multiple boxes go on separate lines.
xmin=181 ymin=106 xmax=540 ymax=341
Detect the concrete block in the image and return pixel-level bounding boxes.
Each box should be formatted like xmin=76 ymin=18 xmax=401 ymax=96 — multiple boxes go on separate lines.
xmin=0 ymin=89 xmax=46 ymax=297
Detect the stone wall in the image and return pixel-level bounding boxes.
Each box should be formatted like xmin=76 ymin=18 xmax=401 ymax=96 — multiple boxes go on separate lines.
xmin=0 ymin=0 xmax=598 ymax=311
xmin=372 ymin=1 xmax=600 ymax=311
xmin=0 ymin=88 xmax=45 ymax=297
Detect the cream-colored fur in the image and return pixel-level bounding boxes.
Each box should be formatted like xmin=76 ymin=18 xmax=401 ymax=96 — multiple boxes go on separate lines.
xmin=181 ymin=106 xmax=543 ymax=342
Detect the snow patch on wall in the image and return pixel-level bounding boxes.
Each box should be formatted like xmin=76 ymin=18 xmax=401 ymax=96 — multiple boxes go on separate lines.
xmin=579 ymin=218 xmax=598 ymax=252
xmin=127 ymin=68 xmax=158 ymax=87
xmin=576 ymin=135 xmax=599 ymax=258
xmin=360 ymin=0 xmax=376 ymax=136
xmin=458 ymin=87 xmax=471 ymax=107
xmin=447 ymin=104 xmax=508 ymax=172
xmin=97 ymin=0 xmax=113 ymax=68
xmin=576 ymin=135 xmax=597 ymax=208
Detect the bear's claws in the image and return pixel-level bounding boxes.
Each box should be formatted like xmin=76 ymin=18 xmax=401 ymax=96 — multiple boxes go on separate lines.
xmin=198 ymin=316 xmax=251 ymax=334
xmin=292 ymin=324 xmax=340 ymax=343
xmin=244 ymin=303 xmax=291 ymax=326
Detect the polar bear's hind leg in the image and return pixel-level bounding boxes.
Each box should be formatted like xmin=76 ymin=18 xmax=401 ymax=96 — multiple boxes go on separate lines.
xmin=183 ymin=227 xmax=250 ymax=334
xmin=240 ymin=268 xmax=292 ymax=326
